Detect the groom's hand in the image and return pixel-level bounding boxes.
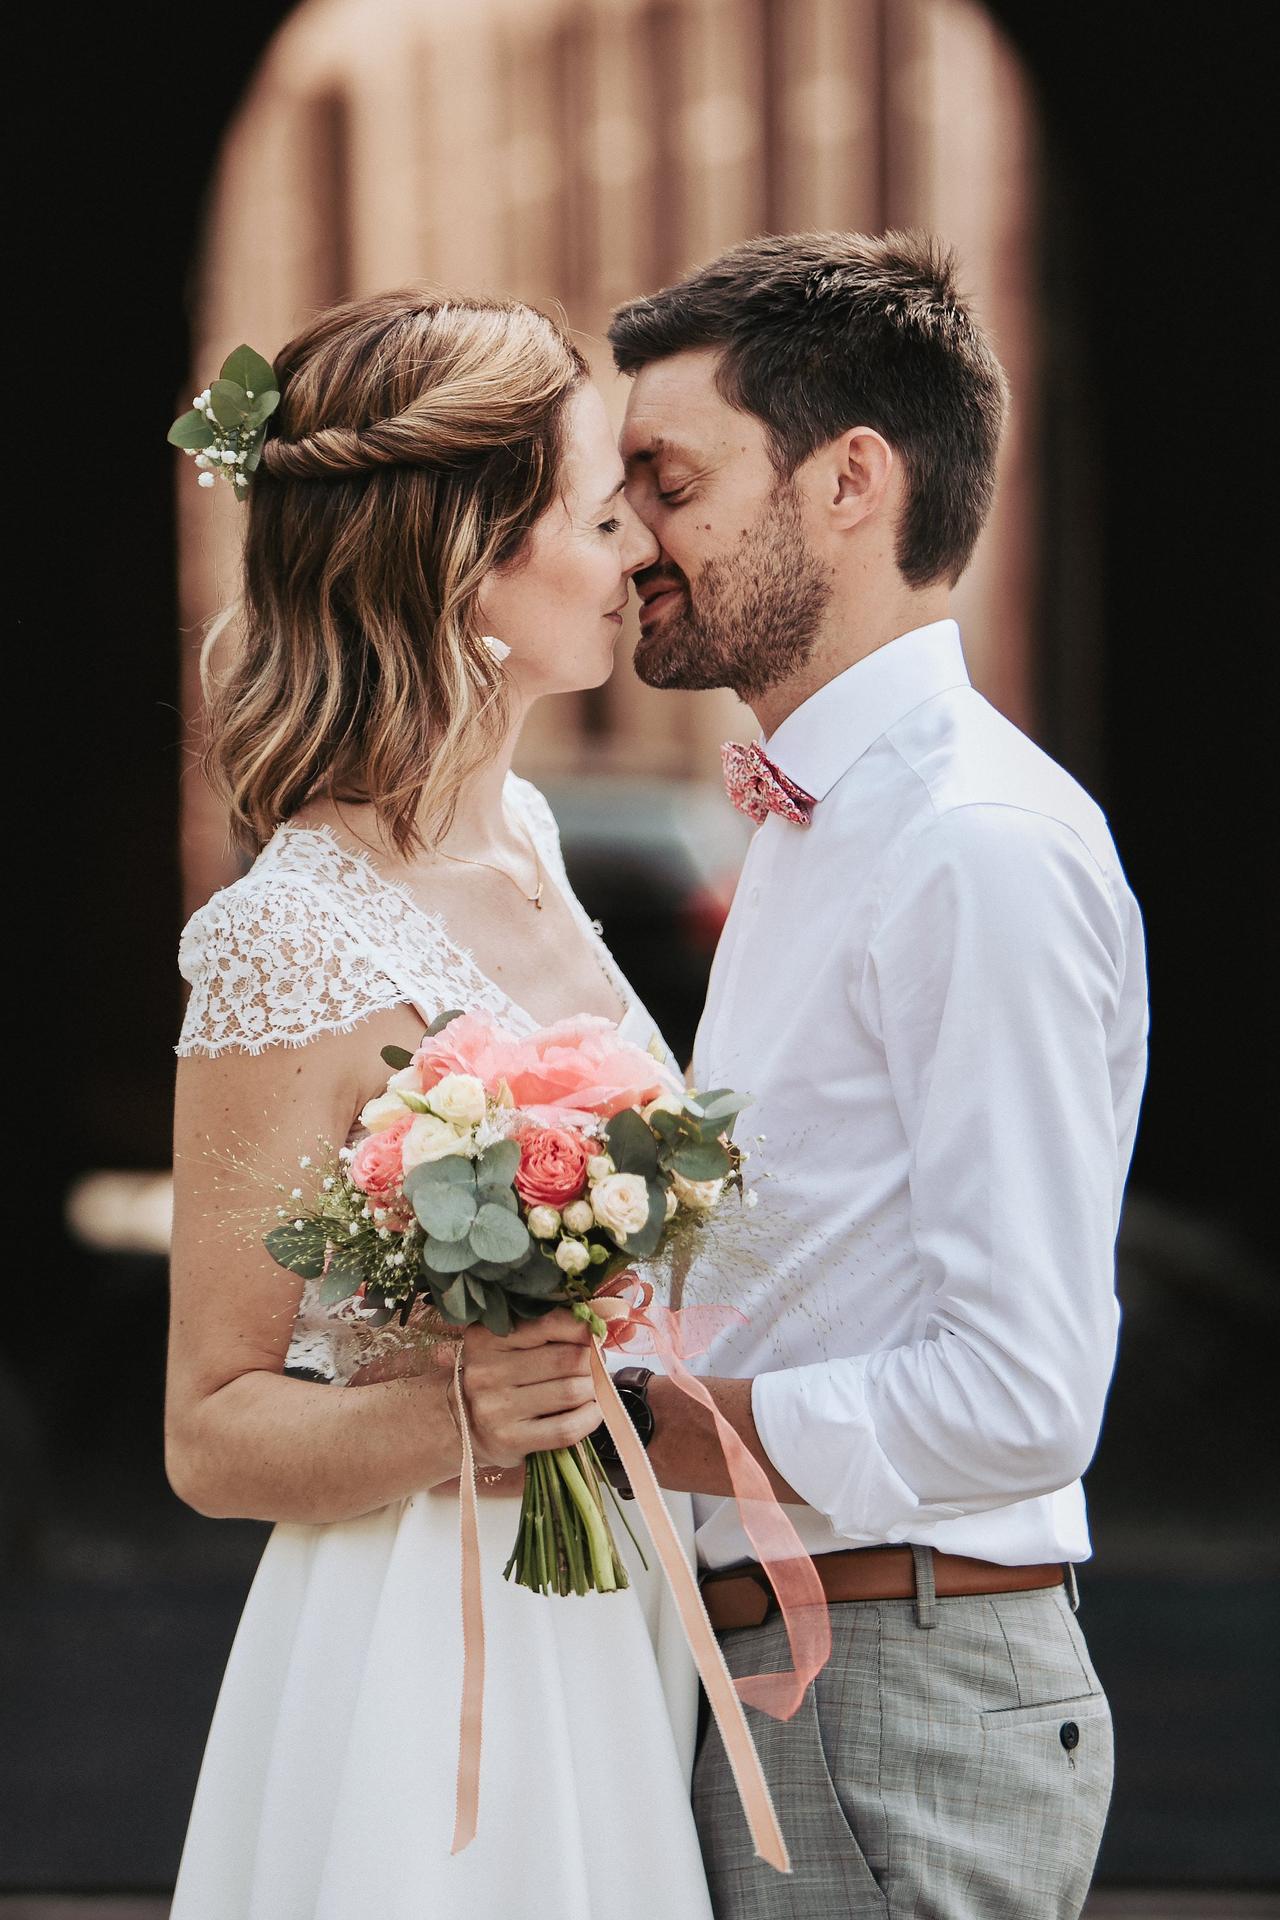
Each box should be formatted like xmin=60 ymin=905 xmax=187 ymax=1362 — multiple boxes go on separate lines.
xmin=455 ymin=1310 xmax=598 ymax=1469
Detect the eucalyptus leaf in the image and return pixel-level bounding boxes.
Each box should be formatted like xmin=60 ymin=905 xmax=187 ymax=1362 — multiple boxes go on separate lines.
xmin=648 ymin=1108 xmax=682 ymax=1142
xmin=605 ymin=1107 xmax=659 ymax=1178
xmin=244 ymin=389 xmax=280 ymax=429
xmin=380 ymin=1045 xmax=414 ymax=1070
xmin=476 ymin=1183 xmax=518 ymax=1215
xmin=671 ymin=1141 xmax=732 ymax=1181
xmin=469 ymin=1203 xmax=531 ymax=1265
xmin=412 ymin=1181 xmax=477 ymax=1242
xmin=167 ymin=410 xmax=216 ymax=451
xmin=318 ymin=1264 xmax=362 ymax=1307
xmin=403 ymin=1156 xmax=475 ymax=1206
xmin=509 ymin=1295 xmax=550 ymax=1320
xmin=264 ymin=1219 xmax=327 ymax=1279
xmin=478 ymin=1138 xmax=521 ymax=1189
xmin=692 ymin=1091 xmax=751 ymax=1130
xmin=465 ymin=1273 xmax=489 ymax=1306
xmin=427 ymin=1008 xmax=465 ymax=1036
xmin=220 ymin=343 xmax=280 ymax=396
xmin=615 ymin=1179 xmax=670 ymax=1259
xmin=479 ymin=1290 xmax=513 ymax=1337
xmin=471 ymin=1259 xmax=513 ymax=1283
xmin=440 ymin=1275 xmax=476 ymax=1324
xmin=422 ymin=1234 xmax=477 ymax=1275
xmin=506 ymin=1261 xmax=566 ymax=1298
xmin=208 ymin=378 xmax=250 ymax=428
xmin=242 ymin=442 xmax=263 ymax=474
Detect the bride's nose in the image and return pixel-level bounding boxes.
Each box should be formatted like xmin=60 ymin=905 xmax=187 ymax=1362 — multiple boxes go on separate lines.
xmin=619 ymin=498 xmax=660 ymax=577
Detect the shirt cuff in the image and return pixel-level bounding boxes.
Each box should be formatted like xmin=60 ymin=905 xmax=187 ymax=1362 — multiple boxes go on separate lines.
xmin=752 ymin=1359 xmax=952 ymax=1543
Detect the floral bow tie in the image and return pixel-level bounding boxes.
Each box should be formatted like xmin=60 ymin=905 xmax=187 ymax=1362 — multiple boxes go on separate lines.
xmin=720 ymin=741 xmax=816 ymax=827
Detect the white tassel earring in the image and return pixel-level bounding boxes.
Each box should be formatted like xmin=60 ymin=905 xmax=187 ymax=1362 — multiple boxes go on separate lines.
xmin=481 ymin=633 xmax=512 ymax=663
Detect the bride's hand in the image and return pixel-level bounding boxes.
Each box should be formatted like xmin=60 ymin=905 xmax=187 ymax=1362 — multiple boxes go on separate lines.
xmin=447 ymin=1309 xmax=599 ymax=1470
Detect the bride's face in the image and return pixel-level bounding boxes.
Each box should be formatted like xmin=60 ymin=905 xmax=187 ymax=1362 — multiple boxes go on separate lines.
xmin=477 ymin=381 xmax=657 ymax=697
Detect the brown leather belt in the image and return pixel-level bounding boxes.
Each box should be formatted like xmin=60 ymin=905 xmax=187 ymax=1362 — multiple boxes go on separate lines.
xmin=700 ymin=1547 xmax=1067 ymax=1632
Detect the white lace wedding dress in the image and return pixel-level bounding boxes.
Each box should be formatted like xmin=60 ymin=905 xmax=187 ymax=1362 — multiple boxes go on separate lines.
xmin=169 ymin=774 xmax=713 ymax=1920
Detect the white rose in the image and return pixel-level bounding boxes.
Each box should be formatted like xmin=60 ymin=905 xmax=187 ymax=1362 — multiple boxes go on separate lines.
xmin=384 ymin=1066 xmax=431 ymax=1112
xmin=401 ymin=1113 xmax=472 ymax=1170
xmin=586 ymin=1153 xmax=615 ymax=1184
xmin=561 ymin=1199 xmax=595 ymax=1234
xmin=425 ymin=1072 xmax=487 ymax=1129
xmin=642 ymin=1092 xmax=687 ymax=1123
xmin=591 ymin=1172 xmax=651 ymax=1242
xmin=554 ymin=1237 xmax=591 ymax=1275
xmin=671 ymin=1170 xmax=723 ymax=1212
xmin=527 ymin=1205 xmax=562 ymax=1240
xmin=359 ymin=1091 xmax=409 ymax=1133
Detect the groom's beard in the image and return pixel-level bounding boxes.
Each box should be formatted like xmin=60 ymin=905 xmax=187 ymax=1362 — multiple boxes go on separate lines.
xmin=633 ymin=483 xmax=831 ymax=701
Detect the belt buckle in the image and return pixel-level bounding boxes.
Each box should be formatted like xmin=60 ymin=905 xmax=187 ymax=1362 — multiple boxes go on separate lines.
xmin=704 ymin=1559 xmax=776 ymax=1629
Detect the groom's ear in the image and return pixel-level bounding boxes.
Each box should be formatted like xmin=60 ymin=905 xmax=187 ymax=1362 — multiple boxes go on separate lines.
xmin=824 ymin=428 xmax=895 ymax=534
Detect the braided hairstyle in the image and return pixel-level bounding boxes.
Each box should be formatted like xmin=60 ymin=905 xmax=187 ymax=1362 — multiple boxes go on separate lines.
xmin=202 ymin=290 xmax=588 ymax=856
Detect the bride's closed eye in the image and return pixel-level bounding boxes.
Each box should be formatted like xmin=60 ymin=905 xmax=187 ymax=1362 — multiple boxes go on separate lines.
xmin=597 ymin=516 xmax=623 ymax=535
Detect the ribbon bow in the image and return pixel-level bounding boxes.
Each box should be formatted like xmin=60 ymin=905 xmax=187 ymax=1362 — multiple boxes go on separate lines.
xmin=721 ymin=741 xmax=816 ymax=827
xmin=448 ymin=1273 xmax=832 ymax=1874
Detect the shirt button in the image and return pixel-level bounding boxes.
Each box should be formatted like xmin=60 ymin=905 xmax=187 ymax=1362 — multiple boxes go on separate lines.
xmin=1059 ymin=1721 xmax=1080 ymax=1751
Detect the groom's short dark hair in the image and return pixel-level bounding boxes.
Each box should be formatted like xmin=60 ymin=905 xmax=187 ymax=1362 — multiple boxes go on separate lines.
xmin=608 ymin=231 xmax=1007 ymax=588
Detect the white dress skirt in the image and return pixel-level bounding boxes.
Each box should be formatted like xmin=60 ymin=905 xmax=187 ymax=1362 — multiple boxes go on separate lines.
xmin=171 ymin=793 xmax=715 ymax=1918
xmin=170 ymin=1477 xmax=713 ymax=1919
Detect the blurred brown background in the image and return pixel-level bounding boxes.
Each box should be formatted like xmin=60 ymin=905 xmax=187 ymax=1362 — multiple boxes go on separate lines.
xmin=10 ymin=0 xmax=1276 ymax=1907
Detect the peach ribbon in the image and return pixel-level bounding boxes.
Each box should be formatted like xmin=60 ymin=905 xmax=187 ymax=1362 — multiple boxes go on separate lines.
xmin=448 ymin=1277 xmax=832 ymax=1868
xmin=450 ymin=1340 xmax=485 ymax=1855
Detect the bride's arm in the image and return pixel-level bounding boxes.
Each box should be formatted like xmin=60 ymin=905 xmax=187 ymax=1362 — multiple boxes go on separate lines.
xmin=165 ymin=1014 xmax=599 ymax=1526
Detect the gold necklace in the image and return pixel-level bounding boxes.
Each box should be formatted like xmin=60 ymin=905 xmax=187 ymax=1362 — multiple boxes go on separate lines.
xmin=434 ymin=818 xmax=544 ymax=909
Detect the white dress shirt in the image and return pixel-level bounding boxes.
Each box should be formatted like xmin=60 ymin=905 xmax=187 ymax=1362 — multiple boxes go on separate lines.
xmin=686 ymin=621 xmax=1148 ymax=1570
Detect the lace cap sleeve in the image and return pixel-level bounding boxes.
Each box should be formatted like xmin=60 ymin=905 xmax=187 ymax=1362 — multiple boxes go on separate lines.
xmin=176 ymin=872 xmax=410 ymax=1057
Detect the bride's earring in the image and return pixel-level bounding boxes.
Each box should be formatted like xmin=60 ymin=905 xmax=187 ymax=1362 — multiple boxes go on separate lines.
xmin=481 ymin=633 xmax=512 ymax=663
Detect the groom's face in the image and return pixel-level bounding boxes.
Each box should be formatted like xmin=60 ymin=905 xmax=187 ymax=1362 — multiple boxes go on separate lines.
xmin=619 ymin=349 xmax=830 ymax=700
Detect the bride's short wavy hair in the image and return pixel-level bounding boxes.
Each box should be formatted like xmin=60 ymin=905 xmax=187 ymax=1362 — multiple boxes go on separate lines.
xmin=201 ymin=289 xmax=588 ymax=856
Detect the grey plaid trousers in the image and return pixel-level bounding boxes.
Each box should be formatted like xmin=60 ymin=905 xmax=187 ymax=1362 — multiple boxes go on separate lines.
xmin=692 ymin=1573 xmax=1112 ymax=1919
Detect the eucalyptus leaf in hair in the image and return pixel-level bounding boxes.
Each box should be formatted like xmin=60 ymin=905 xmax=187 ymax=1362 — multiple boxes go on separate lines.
xmin=221 ymin=343 xmax=279 ymax=398
xmin=168 ymin=340 xmax=280 ymax=500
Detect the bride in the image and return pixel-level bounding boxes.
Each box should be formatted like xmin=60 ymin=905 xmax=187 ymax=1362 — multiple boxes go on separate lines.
xmin=165 ymin=290 xmax=713 ymax=1918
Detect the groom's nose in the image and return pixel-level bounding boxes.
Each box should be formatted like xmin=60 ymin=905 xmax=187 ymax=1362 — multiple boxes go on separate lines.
xmin=621 ymin=501 xmax=660 ymax=575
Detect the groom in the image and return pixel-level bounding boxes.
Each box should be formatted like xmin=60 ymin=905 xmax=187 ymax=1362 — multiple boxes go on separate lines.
xmin=602 ymin=232 xmax=1148 ymax=1918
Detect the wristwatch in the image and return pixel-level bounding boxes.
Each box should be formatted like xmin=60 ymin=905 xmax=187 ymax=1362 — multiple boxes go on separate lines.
xmin=591 ymin=1366 xmax=656 ymax=1501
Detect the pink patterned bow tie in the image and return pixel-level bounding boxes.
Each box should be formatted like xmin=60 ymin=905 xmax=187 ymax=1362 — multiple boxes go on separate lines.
xmin=721 ymin=741 xmax=816 ymax=827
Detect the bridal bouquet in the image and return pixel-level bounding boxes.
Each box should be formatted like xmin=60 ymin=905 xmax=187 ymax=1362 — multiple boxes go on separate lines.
xmin=265 ymin=1008 xmax=749 ymax=1597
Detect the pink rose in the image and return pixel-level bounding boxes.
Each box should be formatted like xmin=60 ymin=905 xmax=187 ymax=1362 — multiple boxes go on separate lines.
xmin=411 ymin=1013 xmax=526 ymax=1096
xmin=514 ymin=1126 xmax=591 ymax=1209
xmin=349 ymin=1112 xmax=413 ymax=1202
xmin=412 ymin=1011 xmax=677 ymax=1127
xmin=507 ymin=1017 xmax=675 ymax=1126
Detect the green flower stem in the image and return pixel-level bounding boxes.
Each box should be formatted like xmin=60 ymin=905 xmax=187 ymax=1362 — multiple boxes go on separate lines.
xmin=533 ymin=1456 xmax=552 ymax=1593
xmin=552 ymin=1447 xmax=618 ymax=1593
xmin=577 ymin=1442 xmax=630 ymax=1586
xmin=587 ymin=1439 xmax=650 ymax=1572
xmin=545 ymin=1452 xmax=587 ymax=1595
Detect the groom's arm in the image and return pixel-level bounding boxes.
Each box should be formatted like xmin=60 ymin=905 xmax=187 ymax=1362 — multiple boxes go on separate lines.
xmin=647 ymin=806 xmax=1140 ymax=1533
xmin=644 ymin=1376 xmax=802 ymax=1501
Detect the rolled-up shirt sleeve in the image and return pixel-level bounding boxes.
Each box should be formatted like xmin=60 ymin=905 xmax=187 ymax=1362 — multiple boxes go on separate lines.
xmin=750 ymin=802 xmax=1127 ymax=1543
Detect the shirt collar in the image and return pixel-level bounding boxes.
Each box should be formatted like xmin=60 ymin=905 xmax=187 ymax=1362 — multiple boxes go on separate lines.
xmin=763 ymin=620 xmax=970 ymax=802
